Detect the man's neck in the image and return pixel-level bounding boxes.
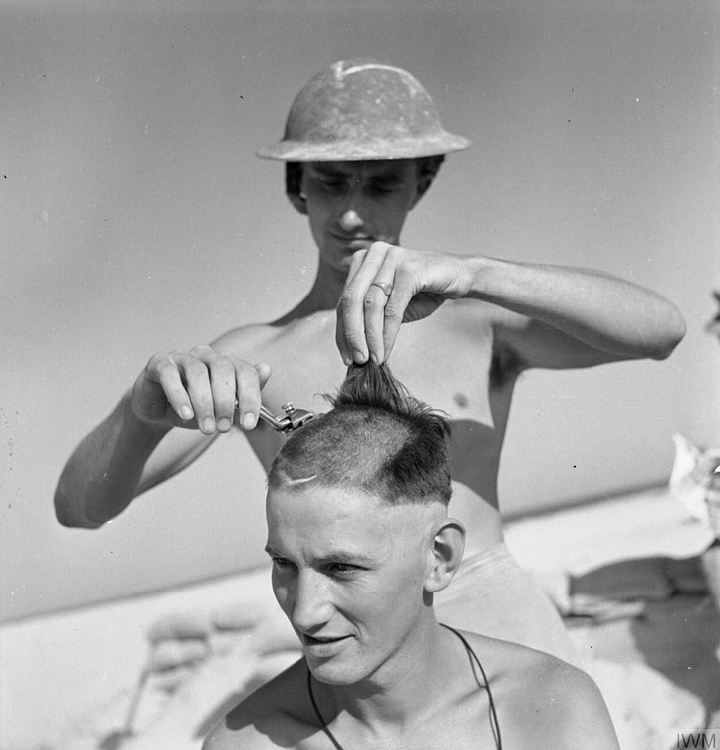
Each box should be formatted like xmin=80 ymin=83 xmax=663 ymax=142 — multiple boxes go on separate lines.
xmin=304 ymin=259 xmax=349 ymax=310
xmin=271 ymin=258 xmax=349 ymax=324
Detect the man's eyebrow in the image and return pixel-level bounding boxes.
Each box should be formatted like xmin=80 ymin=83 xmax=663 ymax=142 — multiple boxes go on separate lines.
xmin=311 ymin=164 xmax=348 ymax=177
xmin=264 ymin=545 xmax=375 ymax=566
xmin=368 ymin=175 xmax=404 ymax=188
xmin=320 ymin=549 xmax=375 ymax=566
xmin=310 ymin=165 xmax=402 ymax=183
xmin=372 ymin=169 xmax=405 ymax=181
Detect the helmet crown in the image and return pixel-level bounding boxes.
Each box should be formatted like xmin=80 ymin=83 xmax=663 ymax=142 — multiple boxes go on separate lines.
xmin=258 ymin=60 xmax=470 ymax=162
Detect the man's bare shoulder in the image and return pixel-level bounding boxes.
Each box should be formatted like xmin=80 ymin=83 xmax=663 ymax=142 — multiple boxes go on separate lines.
xmin=210 ymin=311 xmax=336 ymax=363
xmin=208 ymin=321 xmax=286 ymax=359
xmin=203 ymin=659 xmax=318 ymax=750
xmin=461 ymin=631 xmax=619 ymax=750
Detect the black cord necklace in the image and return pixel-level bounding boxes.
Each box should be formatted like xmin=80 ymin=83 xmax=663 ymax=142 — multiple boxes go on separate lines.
xmin=306 ymin=623 xmax=502 ymax=749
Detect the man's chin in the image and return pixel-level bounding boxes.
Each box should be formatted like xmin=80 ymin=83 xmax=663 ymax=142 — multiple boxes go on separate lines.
xmin=307 ymin=660 xmax=363 ymax=687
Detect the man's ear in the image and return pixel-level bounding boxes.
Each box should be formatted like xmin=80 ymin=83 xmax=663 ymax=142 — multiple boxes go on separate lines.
xmin=289 ymin=192 xmax=308 ymax=216
xmin=424 ymin=518 xmax=465 ymax=594
xmin=286 ymin=162 xmax=308 ymax=215
xmin=410 ymin=155 xmax=444 ymax=211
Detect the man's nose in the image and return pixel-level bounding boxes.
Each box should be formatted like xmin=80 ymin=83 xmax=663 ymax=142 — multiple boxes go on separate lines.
xmin=291 ymin=571 xmax=333 ymax=632
xmin=338 ymin=207 xmax=364 ymax=233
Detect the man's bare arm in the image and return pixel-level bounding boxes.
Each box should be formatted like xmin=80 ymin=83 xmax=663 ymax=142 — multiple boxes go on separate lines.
xmin=467 ymin=256 xmax=685 ymax=370
xmin=336 ymin=242 xmax=685 ymax=368
xmin=55 ymin=393 xmax=175 ymax=528
xmin=54 ymin=341 xmax=271 ymax=529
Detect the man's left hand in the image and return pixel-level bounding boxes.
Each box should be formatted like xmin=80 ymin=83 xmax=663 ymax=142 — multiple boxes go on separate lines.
xmin=336 ymin=241 xmax=472 ymax=364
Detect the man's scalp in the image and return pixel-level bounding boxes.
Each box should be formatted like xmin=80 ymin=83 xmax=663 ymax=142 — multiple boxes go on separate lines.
xmin=268 ymin=363 xmax=452 ymax=506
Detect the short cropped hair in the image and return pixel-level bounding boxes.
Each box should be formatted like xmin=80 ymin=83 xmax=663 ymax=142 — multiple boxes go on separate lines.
xmin=268 ymin=363 xmax=452 ymax=506
xmin=285 ymin=155 xmax=446 ymax=200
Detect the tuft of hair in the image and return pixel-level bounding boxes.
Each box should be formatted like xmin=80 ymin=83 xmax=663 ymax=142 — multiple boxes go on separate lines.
xmin=268 ymin=362 xmax=452 ymax=506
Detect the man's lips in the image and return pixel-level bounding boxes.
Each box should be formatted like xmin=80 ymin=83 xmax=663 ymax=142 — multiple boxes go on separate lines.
xmin=330 ymin=234 xmax=374 ymax=248
xmin=330 ymin=232 xmax=372 ymax=240
xmin=299 ymin=631 xmax=354 ymax=659
xmin=301 ymin=633 xmax=351 ymax=646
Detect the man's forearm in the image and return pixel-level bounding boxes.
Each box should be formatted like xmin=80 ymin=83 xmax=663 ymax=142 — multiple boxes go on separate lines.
xmin=464 ymin=256 xmax=686 ymax=359
xmin=54 ymin=392 xmax=171 ymax=528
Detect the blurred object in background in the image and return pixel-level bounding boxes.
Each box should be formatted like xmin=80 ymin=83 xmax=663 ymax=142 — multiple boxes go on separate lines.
xmin=668 ymin=293 xmax=720 ymax=619
xmin=670 ymin=434 xmax=720 ymax=537
xmin=706 ymin=291 xmax=720 ymax=342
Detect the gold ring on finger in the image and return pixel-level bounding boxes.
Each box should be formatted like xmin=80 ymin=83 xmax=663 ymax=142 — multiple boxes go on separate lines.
xmin=370 ymin=282 xmax=393 ymax=296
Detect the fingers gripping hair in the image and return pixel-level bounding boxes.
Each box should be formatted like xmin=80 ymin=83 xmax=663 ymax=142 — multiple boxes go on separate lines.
xmin=268 ymin=362 xmax=452 ymax=506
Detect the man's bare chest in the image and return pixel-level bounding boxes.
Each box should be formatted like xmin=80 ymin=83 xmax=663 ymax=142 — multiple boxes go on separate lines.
xmin=292 ymin=696 xmax=497 ymax=750
xmin=259 ymin=306 xmax=497 ymax=425
xmin=242 ymin=303 xmax=514 ymax=484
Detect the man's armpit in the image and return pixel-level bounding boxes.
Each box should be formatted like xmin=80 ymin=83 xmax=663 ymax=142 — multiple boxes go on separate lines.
xmin=489 ymin=342 xmax=525 ymax=390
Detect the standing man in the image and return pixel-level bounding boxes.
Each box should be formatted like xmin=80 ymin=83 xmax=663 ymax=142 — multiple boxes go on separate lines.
xmin=55 ymin=60 xmax=685 ymax=666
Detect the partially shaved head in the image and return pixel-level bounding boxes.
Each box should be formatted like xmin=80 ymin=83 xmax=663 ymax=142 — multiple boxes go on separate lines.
xmin=268 ymin=363 xmax=452 ymax=506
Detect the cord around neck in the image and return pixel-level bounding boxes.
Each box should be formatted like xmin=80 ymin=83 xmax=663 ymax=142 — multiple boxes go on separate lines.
xmin=306 ymin=623 xmax=502 ymax=749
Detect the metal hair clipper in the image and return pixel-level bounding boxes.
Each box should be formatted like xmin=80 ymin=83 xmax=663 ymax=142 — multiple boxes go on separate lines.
xmin=258 ymin=402 xmax=317 ymax=432
xmin=235 ymin=398 xmax=316 ymax=433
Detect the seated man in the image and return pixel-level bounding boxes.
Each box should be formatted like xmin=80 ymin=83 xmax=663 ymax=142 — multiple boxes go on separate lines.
xmin=203 ymin=363 xmax=618 ymax=750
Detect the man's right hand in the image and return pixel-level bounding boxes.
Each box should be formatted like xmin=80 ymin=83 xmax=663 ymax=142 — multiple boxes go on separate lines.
xmin=131 ymin=344 xmax=272 ymax=435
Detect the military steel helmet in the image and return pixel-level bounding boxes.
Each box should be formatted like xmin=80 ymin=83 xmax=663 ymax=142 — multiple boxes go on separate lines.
xmin=258 ymin=59 xmax=471 ymax=162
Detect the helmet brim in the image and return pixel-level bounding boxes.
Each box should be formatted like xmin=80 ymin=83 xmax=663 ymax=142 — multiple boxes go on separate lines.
xmin=257 ymin=133 xmax=471 ymax=162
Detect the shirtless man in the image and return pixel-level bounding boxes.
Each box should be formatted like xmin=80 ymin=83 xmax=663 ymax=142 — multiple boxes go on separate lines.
xmin=202 ymin=363 xmax=619 ymax=750
xmin=55 ymin=60 xmax=685 ymax=665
